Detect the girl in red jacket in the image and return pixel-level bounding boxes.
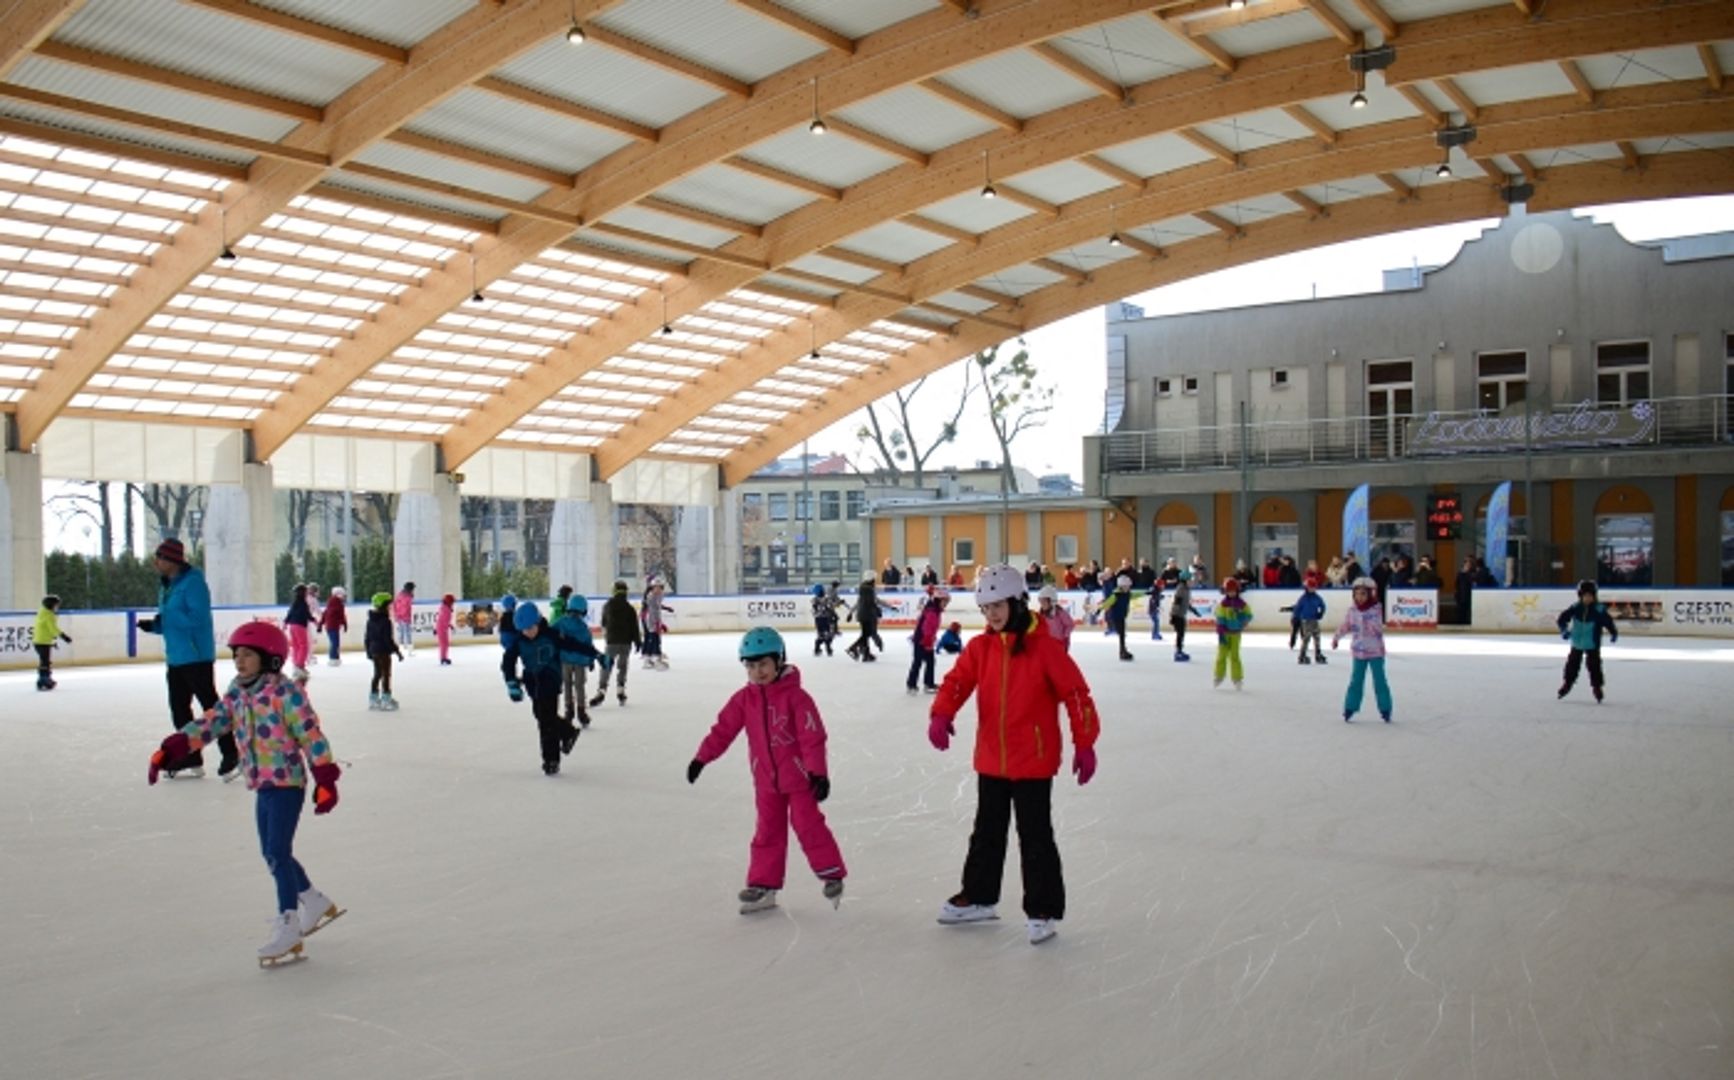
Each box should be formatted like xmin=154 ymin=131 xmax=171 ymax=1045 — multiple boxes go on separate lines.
xmin=928 ymin=565 xmax=1101 ymax=945
xmin=687 ymin=627 xmax=847 ymax=915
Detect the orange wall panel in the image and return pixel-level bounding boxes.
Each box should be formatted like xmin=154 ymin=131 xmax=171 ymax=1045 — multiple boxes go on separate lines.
xmin=1316 ymin=488 xmax=1345 ymax=559
xmin=904 ymin=516 xmax=929 ymax=560
xmin=1042 ymin=510 xmax=1087 ymax=566
xmin=943 ymin=515 xmax=988 ymax=573
xmin=872 ymin=518 xmax=892 ymax=568
xmin=1104 ymin=509 xmax=1134 ymax=566
xmin=1676 ymin=476 xmax=1697 ymax=584
xmin=1213 ymin=492 xmax=1233 ymax=574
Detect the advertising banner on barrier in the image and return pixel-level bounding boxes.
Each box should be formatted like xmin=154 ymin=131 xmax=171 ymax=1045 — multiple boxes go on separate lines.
xmin=1472 ymin=589 xmax=1734 ymax=637
xmin=1385 ymin=590 xmax=1439 ymax=629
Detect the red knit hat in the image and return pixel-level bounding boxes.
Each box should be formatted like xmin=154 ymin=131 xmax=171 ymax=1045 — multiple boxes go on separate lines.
xmin=154 ymin=538 xmax=186 ymax=564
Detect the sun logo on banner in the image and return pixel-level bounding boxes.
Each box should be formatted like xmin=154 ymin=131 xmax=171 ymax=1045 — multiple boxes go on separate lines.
xmin=1512 ymin=593 xmax=1541 ymax=619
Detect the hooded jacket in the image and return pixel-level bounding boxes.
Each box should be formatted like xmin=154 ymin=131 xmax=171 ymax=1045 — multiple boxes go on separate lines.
xmin=517 ymin=618 xmax=602 ymax=695
xmin=391 ymin=590 xmax=414 ymax=624
xmin=143 ymin=565 xmax=216 ymax=667
xmin=694 ymin=665 xmax=829 ymax=795
xmin=931 ymin=616 xmax=1100 ymax=781
xmin=364 ymin=607 xmax=397 ymax=658
xmin=1557 ymin=600 xmax=1617 ymax=651
xmin=600 ymin=592 xmax=642 ymax=647
xmin=553 ymin=611 xmax=600 ymax=666
xmin=912 ymin=598 xmax=944 ymax=649
xmin=1333 ymin=599 xmax=1387 ymax=659
xmin=316 ymin=593 xmax=346 ymax=633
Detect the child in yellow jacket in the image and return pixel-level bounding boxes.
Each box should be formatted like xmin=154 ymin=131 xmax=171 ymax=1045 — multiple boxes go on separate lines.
xmin=33 ymin=595 xmax=71 ymax=691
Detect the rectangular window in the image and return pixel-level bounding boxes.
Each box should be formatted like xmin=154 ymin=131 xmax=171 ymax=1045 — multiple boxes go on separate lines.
xmin=845 ymin=542 xmax=861 ymax=578
xmin=741 ymin=492 xmax=764 ymax=521
xmin=769 ymin=493 xmax=789 ymax=521
xmin=794 ymin=492 xmax=812 ymax=521
xmin=1157 ymin=525 xmax=1199 ymax=569
xmin=1596 ymin=341 xmax=1651 ymax=405
xmin=819 ymin=490 xmax=840 ymax=520
xmin=743 ymin=546 xmax=762 ymax=575
xmin=1182 ymin=375 xmax=1199 ymax=395
xmin=846 ymin=491 xmax=865 ymax=519
xmin=1271 ymin=368 xmax=1290 ymax=389
xmin=818 ymin=542 xmax=840 ymax=575
xmin=1596 ymin=513 xmax=1654 ymax=585
xmin=1053 ymin=534 xmax=1078 ymax=564
xmin=616 ymin=549 xmax=636 ymax=577
xmin=794 ymin=544 xmax=809 ymax=571
xmin=1370 ymin=519 xmax=1417 ymax=565
xmin=953 ymin=537 xmax=975 ymax=566
xmin=1251 ymin=523 xmax=1300 ymax=567
xmin=1156 ymin=377 xmax=1172 ymax=397
xmin=1476 ymin=350 xmax=1528 ymax=413
xmin=1721 ymin=510 xmax=1734 ymax=586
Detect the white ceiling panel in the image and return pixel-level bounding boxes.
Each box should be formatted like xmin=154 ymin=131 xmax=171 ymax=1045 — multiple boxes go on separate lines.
xmin=9 ymin=56 xmax=302 ymax=144
xmin=407 ymin=88 xmax=632 ymax=175
xmin=937 ymin=50 xmax=1100 ymax=120
xmin=1447 ymin=62 xmax=1575 ymax=107
xmin=0 ymin=99 xmax=256 ymax=168
xmin=785 ymin=253 xmax=883 ymax=286
xmin=922 ymin=289 xmax=997 ymax=313
xmin=832 ymin=86 xmax=995 ymax=154
xmin=917 ymin=189 xmax=1038 ymax=235
xmin=736 ymin=128 xmax=902 ymax=189
xmin=593 ymin=0 xmax=824 ymax=83
xmin=1006 ymin=160 xmax=1123 ymax=206
xmin=1145 ymin=214 xmax=1223 ymax=242
xmin=1381 ymin=0 xmax=1509 ymax=19
xmin=973 ymin=263 xmax=1063 ymax=297
xmin=1577 ymin=46 xmax=1714 ymax=91
xmin=1193 ymin=108 xmax=1314 ymax=153
xmin=350 ymin=141 xmax=553 ymax=204
xmin=600 ymin=205 xmax=741 ymax=250
xmin=773 ymin=0 xmax=938 ymax=40
xmin=1633 ymin=133 xmax=1734 ymax=155
xmin=1295 ymin=81 xmax=1423 ymax=133
xmin=834 ymin=220 xmax=955 ymax=265
xmin=657 ymin=164 xmax=815 ymax=225
xmin=252 ymin=0 xmax=474 ymax=48
xmin=1094 ymin=131 xmax=1218 ymax=179
xmin=498 ymin=38 xmax=723 ymax=129
xmin=1209 ymin=10 xmax=1331 ymax=56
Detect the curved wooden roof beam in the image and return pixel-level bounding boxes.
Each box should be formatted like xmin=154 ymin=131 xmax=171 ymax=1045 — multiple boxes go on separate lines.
xmin=0 ymin=0 xmax=85 ymax=81
xmin=441 ymin=0 xmax=1727 ymax=471
xmin=12 ymin=0 xmax=592 ymax=450
xmin=720 ymin=149 xmax=1734 ymax=485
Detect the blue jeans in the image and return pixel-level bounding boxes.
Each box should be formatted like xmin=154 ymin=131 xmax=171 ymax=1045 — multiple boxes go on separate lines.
xmin=256 ymin=786 xmax=311 ymax=913
xmin=326 ymin=628 xmax=341 ymax=660
xmin=1344 ymin=657 xmax=1393 ymax=717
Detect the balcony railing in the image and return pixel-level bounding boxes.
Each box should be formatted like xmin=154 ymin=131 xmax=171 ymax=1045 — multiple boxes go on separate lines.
xmin=1099 ymin=394 xmax=1733 ymax=474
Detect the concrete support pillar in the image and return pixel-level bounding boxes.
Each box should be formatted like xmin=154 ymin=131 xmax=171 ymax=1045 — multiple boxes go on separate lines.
xmin=548 ymin=483 xmax=615 ymax=596
xmin=715 ymin=490 xmax=741 ymax=595
xmin=984 ymin=511 xmax=1001 ymax=565
xmin=890 ymin=518 xmax=906 ymax=568
xmin=392 ymin=490 xmax=445 ymax=603
xmin=1295 ymin=492 xmax=1318 ymax=573
xmin=205 ymin=461 xmax=277 ymax=605
xmin=1026 ymin=509 xmax=1044 ymax=566
xmin=1086 ymin=509 xmax=1104 ymax=567
xmin=0 ymin=450 xmax=44 ymax=610
xmin=677 ymin=502 xmax=713 ymax=594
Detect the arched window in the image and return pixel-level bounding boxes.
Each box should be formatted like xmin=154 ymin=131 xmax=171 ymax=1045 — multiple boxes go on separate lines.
xmin=1154 ymin=502 xmax=1199 ymax=570
xmin=1593 ymin=485 xmax=1655 ymax=585
xmin=1249 ymin=496 xmax=1299 ymax=569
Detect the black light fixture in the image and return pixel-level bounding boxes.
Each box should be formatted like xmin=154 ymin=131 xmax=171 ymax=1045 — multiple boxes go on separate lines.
xmin=468 ymin=254 xmax=483 ymax=303
xmin=1436 ymin=153 xmax=1452 ymax=179
xmin=808 ymin=78 xmax=826 ymax=136
xmin=565 ymin=1 xmax=584 ymax=44
xmin=1107 ymin=204 xmax=1122 ymax=247
xmin=1346 ymin=45 xmax=1395 ymax=110
xmin=660 ymin=292 xmax=673 ymax=335
xmin=809 ymin=321 xmax=821 ymax=360
xmin=1434 ymin=122 xmax=1475 ymax=178
xmin=980 ymin=150 xmax=996 ymax=200
xmin=217 ymin=206 xmax=236 ymax=262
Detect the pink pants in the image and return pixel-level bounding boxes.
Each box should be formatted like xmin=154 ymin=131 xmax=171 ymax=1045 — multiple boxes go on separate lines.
xmin=287 ymin=624 xmax=310 ymax=669
xmin=747 ymin=785 xmax=846 ymax=890
xmin=436 ymin=624 xmax=450 ymax=662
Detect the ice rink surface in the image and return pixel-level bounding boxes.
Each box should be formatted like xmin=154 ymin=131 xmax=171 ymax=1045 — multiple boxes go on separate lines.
xmin=3 ymin=625 xmax=1731 ymax=1080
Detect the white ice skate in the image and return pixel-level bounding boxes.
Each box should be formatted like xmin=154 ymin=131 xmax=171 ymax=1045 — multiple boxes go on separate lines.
xmin=258 ymin=911 xmax=304 ymax=968
xmin=167 ymin=766 xmax=205 ymax=780
xmin=738 ymin=886 xmax=778 ymax=914
xmin=937 ymin=898 xmax=998 ymax=925
xmin=368 ymin=693 xmax=382 ymax=711
xmin=380 ymin=694 xmax=400 ymax=712
xmin=822 ymin=879 xmax=844 ymax=909
xmin=329 ymin=656 xmax=342 ymax=667
xmin=297 ymin=888 xmax=345 ymax=937
xmin=1027 ymin=918 xmax=1058 ymax=945
xmin=292 ymin=668 xmax=309 ymax=684
xmin=655 ymin=657 xmax=669 ymax=671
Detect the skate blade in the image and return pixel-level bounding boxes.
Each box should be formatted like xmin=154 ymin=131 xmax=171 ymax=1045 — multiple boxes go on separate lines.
xmin=303 ymin=906 xmax=346 ymax=937
xmin=739 ymin=901 xmax=779 ymax=914
xmin=258 ymin=943 xmax=305 ymax=968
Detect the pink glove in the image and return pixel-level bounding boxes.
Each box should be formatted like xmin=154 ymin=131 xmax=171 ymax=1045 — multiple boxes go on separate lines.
xmin=311 ymin=762 xmax=342 ymax=815
xmin=148 ymin=733 xmax=191 ymax=785
xmin=1072 ymin=746 xmax=1097 ymax=785
xmin=927 ymin=714 xmax=954 ymax=751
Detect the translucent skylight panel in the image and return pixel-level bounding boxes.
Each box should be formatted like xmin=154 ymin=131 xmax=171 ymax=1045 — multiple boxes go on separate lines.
xmin=736 ymin=389 xmax=810 ymax=409
xmin=586 ymin=368 xmax=684 ymax=395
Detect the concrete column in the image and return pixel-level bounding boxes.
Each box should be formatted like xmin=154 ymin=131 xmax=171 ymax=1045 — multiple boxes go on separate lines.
xmin=548 ymin=482 xmax=615 ymax=596
xmin=676 ymin=502 xmax=712 ymax=594
xmin=1026 ymin=509 xmax=1044 ymax=565
xmin=0 ymin=450 xmax=44 ymax=610
xmin=1295 ymin=492 xmax=1318 ymax=571
xmin=715 ymin=489 xmax=741 ymax=594
xmin=392 ymin=490 xmax=445 ymax=604
xmin=890 ymin=518 xmax=906 ymax=567
xmin=1085 ymin=509 xmax=1103 ymax=567
xmin=435 ymin=474 xmax=461 ymax=600
xmin=984 ymin=512 xmax=1001 ymax=565
xmin=205 ymin=461 xmax=277 ymax=605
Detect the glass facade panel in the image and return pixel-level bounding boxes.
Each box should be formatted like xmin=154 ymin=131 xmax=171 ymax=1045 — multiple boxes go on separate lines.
xmin=1157 ymin=526 xmax=1199 ymax=569
xmin=1596 ymin=514 xmax=1654 ymax=585
xmin=820 ymin=490 xmax=840 ymax=520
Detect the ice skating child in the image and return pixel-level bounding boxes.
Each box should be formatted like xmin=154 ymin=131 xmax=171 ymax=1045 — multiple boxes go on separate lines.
xmin=927 ymin=565 xmax=1100 ymax=946
xmin=498 ymin=593 xmax=524 ymax=701
xmin=392 ymin=581 xmax=416 ymax=657
xmin=639 ymin=581 xmax=673 ymax=670
xmin=1213 ymin=577 xmax=1252 ymax=689
xmin=32 ymin=594 xmax=71 ymax=690
xmin=1288 ymin=575 xmax=1328 ymax=665
xmin=1100 ymin=574 xmax=1135 ymax=661
xmin=596 ymin=581 xmax=640 ymax=706
xmin=1146 ymin=576 xmax=1164 ymax=641
xmin=435 ymin=593 xmax=455 ymax=665
xmin=1557 ymin=579 xmax=1618 ymax=703
xmin=512 ymin=602 xmax=602 ymax=775
xmin=283 ymin=583 xmax=313 ymax=681
xmin=304 ymin=584 xmax=323 ymax=666
xmin=146 ymin=622 xmax=343 ymax=967
xmin=316 ymin=586 xmax=347 ymax=667
xmin=553 ymin=594 xmax=606 ymax=727
xmin=687 ymin=626 xmax=846 ymax=914
xmin=937 ymin=620 xmax=964 ymax=655
xmin=845 ymin=577 xmax=887 ymax=662
xmin=551 ymin=584 xmax=573 ymax=621
xmin=810 ymin=582 xmax=843 ymax=657
xmin=1332 ymin=577 xmax=1392 ymax=722
xmin=365 ymin=592 xmax=403 ymax=711
xmin=1169 ymin=570 xmax=1193 ymax=662
xmin=906 ymin=585 xmax=949 ymax=694
xmin=1036 ymin=585 xmax=1075 ymax=652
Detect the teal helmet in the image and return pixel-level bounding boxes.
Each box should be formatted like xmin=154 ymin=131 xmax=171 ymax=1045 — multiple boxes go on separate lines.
xmin=1178 ymin=570 xmax=1191 ymax=582
xmin=738 ymin=626 xmax=785 ymax=662
xmin=566 ymin=594 xmax=588 ymax=616
xmin=500 ymin=592 xmax=517 ymax=610
xmin=512 ymin=601 xmax=541 ymax=631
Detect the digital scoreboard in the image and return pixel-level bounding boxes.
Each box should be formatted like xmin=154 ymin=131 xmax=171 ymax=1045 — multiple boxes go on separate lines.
xmin=1425 ymin=492 xmax=1464 ymax=541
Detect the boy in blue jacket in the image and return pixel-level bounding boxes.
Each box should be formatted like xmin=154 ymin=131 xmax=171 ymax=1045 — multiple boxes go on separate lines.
xmin=498 ymin=593 xmax=523 ymax=702
xmin=1284 ymin=573 xmax=1328 ymax=665
xmin=1557 ymin=580 xmax=1618 ymax=702
xmin=553 ymin=594 xmax=609 ymax=727
xmin=513 ymin=602 xmax=605 ymax=775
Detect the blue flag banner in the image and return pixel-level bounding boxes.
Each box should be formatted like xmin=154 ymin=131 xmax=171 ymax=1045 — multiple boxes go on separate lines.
xmin=1343 ymin=484 xmax=1369 ymax=569
xmin=1486 ymin=482 xmax=1511 ymax=586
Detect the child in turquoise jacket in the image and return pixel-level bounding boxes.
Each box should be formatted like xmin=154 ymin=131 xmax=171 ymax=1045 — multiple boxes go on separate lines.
xmin=1556 ymin=579 xmax=1618 ymax=702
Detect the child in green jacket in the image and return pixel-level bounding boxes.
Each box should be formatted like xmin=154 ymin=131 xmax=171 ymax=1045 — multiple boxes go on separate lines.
xmin=33 ymin=595 xmax=71 ymax=690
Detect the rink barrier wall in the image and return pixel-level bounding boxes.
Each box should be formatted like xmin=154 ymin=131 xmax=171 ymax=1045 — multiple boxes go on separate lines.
xmin=3 ymin=588 xmax=1729 ymax=669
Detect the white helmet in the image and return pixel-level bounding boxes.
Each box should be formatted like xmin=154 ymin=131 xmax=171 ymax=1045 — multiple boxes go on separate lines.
xmin=330 ymin=586 xmax=346 ymax=599
xmin=1037 ymin=584 xmax=1058 ymax=602
xmin=1116 ymin=574 xmax=1132 ymax=590
xmin=975 ymin=564 xmax=1027 ymax=604
xmin=1352 ymin=576 xmax=1376 ymax=590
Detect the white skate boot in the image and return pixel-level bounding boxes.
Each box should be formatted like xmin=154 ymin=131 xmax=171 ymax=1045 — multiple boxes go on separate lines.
xmin=258 ymin=911 xmax=304 ymax=967
xmin=292 ymin=668 xmax=309 ymax=684
xmin=937 ymin=895 xmax=998 ymax=924
xmin=297 ymin=887 xmax=345 ymax=936
xmin=1026 ymin=918 xmax=1058 ymax=945
xmin=329 ymin=655 xmax=342 ymax=667
xmin=738 ymin=886 xmax=778 ymax=914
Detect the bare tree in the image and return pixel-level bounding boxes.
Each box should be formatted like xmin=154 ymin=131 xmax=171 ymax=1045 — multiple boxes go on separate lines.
xmin=286 ymin=489 xmax=318 ymax=554
xmin=47 ymin=480 xmax=115 ymax=558
xmin=131 ymin=482 xmax=205 ymax=544
xmin=855 ymin=363 xmax=975 ymax=488
xmin=976 ymin=342 xmax=1054 ymax=495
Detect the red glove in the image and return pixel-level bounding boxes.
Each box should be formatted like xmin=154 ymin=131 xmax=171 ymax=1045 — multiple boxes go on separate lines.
xmin=148 ymin=733 xmax=191 ymax=785
xmin=927 ymin=714 xmax=954 ymax=751
xmin=311 ymin=762 xmax=342 ymax=815
xmin=1072 ymin=747 xmax=1097 ymax=786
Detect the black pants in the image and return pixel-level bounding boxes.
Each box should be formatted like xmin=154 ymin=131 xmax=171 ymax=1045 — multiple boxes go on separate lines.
xmin=814 ymin=616 xmax=835 ymax=654
xmin=960 ymin=775 xmax=1064 ymax=920
xmin=500 ymin=640 xmax=519 ymax=684
xmin=1110 ymin=618 xmax=1129 ymax=657
xmin=1562 ymin=647 xmax=1604 ymax=692
xmin=370 ymin=653 xmax=393 ymax=694
xmin=166 ymin=661 xmax=234 ymax=768
xmin=851 ymin=624 xmax=882 ymax=657
xmin=1171 ymin=617 xmax=1187 ymax=653
xmin=35 ymin=644 xmax=54 ymax=683
xmin=530 ymin=690 xmax=571 ymax=766
xmin=906 ymin=644 xmax=935 ymax=690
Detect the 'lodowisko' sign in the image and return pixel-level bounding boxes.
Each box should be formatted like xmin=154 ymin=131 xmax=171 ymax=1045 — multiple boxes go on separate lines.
xmin=1408 ymin=400 xmax=1656 ymax=455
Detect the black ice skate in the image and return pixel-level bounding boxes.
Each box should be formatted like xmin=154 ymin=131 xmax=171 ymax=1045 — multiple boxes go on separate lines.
xmin=822 ymin=878 xmax=844 ymax=909
xmin=589 ymin=690 xmax=606 ymax=708
xmin=739 ymin=886 xmax=778 ymax=914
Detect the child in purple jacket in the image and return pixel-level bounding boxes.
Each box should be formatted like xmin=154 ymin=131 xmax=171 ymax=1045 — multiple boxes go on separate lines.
xmin=687 ymin=627 xmax=847 ymax=915
xmin=1332 ymin=576 xmax=1393 ymax=723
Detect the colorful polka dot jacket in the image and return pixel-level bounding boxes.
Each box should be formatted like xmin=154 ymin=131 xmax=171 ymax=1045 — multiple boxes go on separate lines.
xmin=181 ymin=673 xmax=335 ymax=790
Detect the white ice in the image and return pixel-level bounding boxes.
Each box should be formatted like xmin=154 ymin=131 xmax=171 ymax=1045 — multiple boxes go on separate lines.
xmin=3 ymin=627 xmax=1732 ymax=1080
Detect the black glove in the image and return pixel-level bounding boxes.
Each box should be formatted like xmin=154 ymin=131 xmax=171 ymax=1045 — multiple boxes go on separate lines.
xmin=60 ymin=633 xmax=72 ymax=643
xmin=686 ymin=759 xmax=704 ymax=784
xmin=137 ymin=617 xmax=157 ymax=633
xmin=809 ymin=774 xmax=830 ymax=803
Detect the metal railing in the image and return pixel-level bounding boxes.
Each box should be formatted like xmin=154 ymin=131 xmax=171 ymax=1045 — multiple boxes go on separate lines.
xmin=1099 ymin=394 xmax=1732 ymax=474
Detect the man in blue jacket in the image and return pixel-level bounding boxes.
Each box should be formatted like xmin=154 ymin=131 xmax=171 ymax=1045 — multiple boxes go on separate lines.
xmin=137 ymin=538 xmax=237 ymax=780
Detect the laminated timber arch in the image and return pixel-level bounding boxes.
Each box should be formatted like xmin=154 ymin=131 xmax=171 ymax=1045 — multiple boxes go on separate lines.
xmin=717 ymin=148 xmax=1734 ymax=486
xmin=438 ymin=0 xmax=1734 ymax=472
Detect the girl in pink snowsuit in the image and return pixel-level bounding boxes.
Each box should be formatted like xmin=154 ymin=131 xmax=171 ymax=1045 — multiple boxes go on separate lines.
xmin=435 ymin=594 xmax=455 ymax=665
xmin=687 ymin=626 xmax=846 ymax=914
